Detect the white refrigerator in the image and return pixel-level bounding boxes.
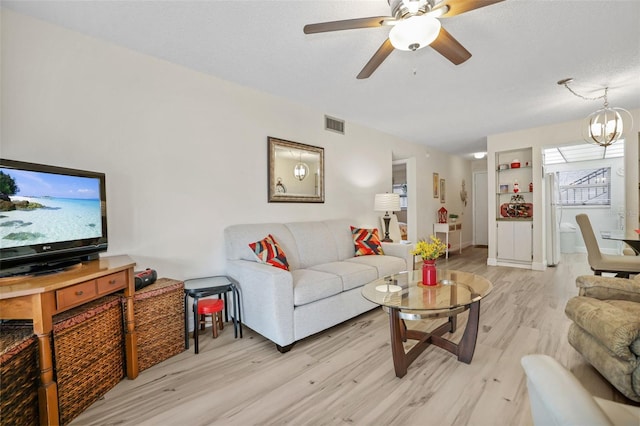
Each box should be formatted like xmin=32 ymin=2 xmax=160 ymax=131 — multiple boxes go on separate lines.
xmin=545 ymin=172 xmax=561 ymax=266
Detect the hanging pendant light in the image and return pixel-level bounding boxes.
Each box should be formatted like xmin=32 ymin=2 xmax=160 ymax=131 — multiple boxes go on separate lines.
xmin=583 ymin=89 xmax=625 ymax=148
xmin=558 ymin=78 xmax=633 ymax=152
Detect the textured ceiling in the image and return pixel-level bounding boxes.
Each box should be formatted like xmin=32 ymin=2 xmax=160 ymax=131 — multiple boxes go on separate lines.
xmin=4 ymin=0 xmax=640 ymax=156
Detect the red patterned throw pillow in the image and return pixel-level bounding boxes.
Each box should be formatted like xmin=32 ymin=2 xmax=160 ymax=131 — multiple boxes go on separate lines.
xmin=351 ymin=226 xmax=384 ymax=256
xmin=248 ymin=234 xmax=290 ymax=270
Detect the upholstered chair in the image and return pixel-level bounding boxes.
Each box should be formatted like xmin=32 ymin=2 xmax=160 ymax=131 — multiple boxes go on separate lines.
xmin=521 ymin=354 xmax=640 ymax=425
xmin=565 ymin=274 xmax=640 ymax=402
xmin=575 ymin=213 xmax=640 ymax=278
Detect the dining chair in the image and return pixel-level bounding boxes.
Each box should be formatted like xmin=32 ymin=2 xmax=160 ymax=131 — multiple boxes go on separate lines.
xmin=575 ymin=214 xmax=640 ymax=278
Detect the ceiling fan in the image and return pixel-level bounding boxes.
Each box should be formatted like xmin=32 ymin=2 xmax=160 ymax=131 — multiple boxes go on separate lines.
xmin=303 ymin=0 xmax=504 ymax=79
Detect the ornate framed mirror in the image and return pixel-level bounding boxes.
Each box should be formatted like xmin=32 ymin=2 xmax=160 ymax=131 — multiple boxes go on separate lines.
xmin=268 ymin=137 xmax=324 ymax=203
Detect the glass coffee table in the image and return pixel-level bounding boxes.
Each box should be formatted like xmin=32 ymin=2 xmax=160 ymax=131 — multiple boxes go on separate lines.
xmin=362 ymin=269 xmax=492 ymax=378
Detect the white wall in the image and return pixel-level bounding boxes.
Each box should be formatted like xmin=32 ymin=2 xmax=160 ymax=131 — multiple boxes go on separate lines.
xmin=1 ymin=10 xmax=473 ymax=279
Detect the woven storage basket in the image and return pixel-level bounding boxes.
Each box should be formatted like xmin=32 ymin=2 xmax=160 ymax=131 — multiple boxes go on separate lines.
xmin=129 ymin=278 xmax=185 ymax=371
xmin=0 ymin=322 xmax=39 ymax=426
xmin=53 ymin=295 xmax=124 ymax=425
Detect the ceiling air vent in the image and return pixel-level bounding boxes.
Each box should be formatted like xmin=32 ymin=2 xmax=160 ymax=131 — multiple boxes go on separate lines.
xmin=324 ymin=115 xmax=345 ymax=135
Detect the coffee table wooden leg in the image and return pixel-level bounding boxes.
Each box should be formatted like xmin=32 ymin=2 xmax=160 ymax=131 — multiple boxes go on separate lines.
xmin=458 ymin=300 xmax=480 ymax=363
xmin=449 ymin=315 xmax=457 ymax=333
xmin=389 ymin=308 xmax=408 ymax=378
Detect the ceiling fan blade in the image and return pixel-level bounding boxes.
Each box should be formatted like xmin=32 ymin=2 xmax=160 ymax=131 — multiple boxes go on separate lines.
xmin=357 ymin=38 xmax=395 ymax=79
xmin=434 ymin=0 xmax=505 ymax=18
xmin=430 ymin=27 xmax=471 ymax=65
xmin=304 ymin=16 xmax=390 ymax=34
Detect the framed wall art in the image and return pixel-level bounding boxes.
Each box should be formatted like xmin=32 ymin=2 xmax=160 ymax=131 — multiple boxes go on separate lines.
xmin=440 ymin=179 xmax=446 ymax=203
xmin=433 ymin=173 xmax=439 ymax=198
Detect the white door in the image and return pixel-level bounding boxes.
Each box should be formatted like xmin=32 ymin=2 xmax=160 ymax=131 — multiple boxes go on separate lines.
xmin=473 ymin=171 xmax=488 ymax=245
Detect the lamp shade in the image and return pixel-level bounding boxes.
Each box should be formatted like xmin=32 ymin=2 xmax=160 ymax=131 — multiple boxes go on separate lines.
xmin=374 ymin=193 xmax=401 ymax=212
xmin=389 ymin=15 xmax=441 ymax=51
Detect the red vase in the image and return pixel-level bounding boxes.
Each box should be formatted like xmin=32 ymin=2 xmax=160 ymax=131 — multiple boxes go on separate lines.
xmin=422 ymin=260 xmax=437 ymax=286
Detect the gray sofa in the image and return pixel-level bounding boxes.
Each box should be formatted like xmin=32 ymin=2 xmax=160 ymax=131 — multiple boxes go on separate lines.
xmin=224 ymin=219 xmax=413 ymax=352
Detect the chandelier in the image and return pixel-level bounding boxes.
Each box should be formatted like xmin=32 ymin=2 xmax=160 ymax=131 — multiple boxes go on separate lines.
xmin=557 ymin=78 xmax=632 ymax=152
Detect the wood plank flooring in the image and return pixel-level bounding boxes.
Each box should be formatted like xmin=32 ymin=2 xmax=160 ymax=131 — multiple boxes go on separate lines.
xmin=71 ymin=248 xmax=638 ymax=425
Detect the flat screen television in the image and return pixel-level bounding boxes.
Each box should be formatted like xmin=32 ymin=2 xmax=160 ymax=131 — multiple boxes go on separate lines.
xmin=0 ymin=159 xmax=108 ymax=277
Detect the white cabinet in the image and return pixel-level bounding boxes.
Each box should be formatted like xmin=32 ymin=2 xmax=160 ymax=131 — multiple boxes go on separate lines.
xmin=497 ymin=221 xmax=532 ymax=263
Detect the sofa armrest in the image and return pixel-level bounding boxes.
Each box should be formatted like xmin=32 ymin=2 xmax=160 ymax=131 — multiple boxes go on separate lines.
xmin=226 ymin=259 xmax=295 ymax=347
xmin=575 ymin=275 xmax=640 ymax=302
xmin=381 ymin=242 xmax=415 ymax=271
xmin=565 ymin=296 xmax=640 ymax=361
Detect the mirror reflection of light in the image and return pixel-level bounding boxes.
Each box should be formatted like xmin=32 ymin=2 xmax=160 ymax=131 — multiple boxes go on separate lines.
xmin=293 ymin=162 xmax=308 ymax=181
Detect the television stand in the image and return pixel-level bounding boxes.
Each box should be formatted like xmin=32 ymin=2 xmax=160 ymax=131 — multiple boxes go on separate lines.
xmin=0 ymin=255 xmax=138 ymax=426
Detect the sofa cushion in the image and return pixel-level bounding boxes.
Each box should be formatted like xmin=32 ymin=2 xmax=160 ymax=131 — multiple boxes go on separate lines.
xmin=345 ymin=255 xmax=406 ymax=279
xmin=248 ymin=234 xmax=290 ymax=271
xmin=225 ymin=223 xmax=301 ymax=270
xmin=324 ymin=219 xmax=357 ymax=261
xmin=565 ymin=296 xmax=640 ymax=361
xmin=285 ymin=221 xmax=339 ymax=269
xmin=608 ymin=300 xmax=640 ymax=356
xmin=309 ymin=261 xmax=378 ymax=291
xmin=351 ymin=226 xmax=384 ymax=256
xmin=292 ymin=269 xmax=342 ymax=306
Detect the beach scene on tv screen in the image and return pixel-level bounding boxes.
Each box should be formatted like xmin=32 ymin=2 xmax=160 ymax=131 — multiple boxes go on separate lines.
xmin=0 ymin=168 xmax=103 ymax=249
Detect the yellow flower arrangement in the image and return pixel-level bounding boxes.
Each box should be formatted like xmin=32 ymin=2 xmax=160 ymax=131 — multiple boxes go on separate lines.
xmin=411 ymin=236 xmax=446 ymax=260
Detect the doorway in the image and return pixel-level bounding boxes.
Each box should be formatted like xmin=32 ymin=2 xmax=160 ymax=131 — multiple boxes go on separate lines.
xmin=393 ymin=158 xmax=417 ymax=242
xmin=542 ymin=142 xmax=625 ymax=255
xmin=473 ymin=171 xmax=488 ymax=246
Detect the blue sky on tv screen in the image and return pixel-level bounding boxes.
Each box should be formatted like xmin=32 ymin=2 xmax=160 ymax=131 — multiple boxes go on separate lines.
xmin=1 ymin=168 xmax=100 ymax=200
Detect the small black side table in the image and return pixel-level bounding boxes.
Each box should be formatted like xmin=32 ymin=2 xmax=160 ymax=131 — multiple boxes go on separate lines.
xmin=184 ymin=276 xmax=242 ymax=354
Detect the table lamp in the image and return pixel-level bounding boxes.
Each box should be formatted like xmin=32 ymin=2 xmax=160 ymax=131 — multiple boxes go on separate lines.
xmin=374 ymin=193 xmax=401 ymax=242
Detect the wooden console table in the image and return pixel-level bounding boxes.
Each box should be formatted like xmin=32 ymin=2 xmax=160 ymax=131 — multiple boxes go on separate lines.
xmin=0 ymin=255 xmax=138 ymax=426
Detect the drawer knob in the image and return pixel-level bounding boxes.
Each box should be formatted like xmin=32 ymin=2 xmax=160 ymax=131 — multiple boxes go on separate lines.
xmin=75 ymin=290 xmax=84 ymax=296
xmin=109 ymin=279 xmax=117 ymax=285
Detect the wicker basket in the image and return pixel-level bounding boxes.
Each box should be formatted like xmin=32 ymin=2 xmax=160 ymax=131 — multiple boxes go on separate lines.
xmin=128 ymin=278 xmax=185 ymax=371
xmin=0 ymin=322 xmax=39 ymax=426
xmin=53 ymin=295 xmax=125 ymax=425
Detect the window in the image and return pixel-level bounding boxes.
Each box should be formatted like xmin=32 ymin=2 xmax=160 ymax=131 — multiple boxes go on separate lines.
xmin=557 ymin=168 xmax=611 ymax=206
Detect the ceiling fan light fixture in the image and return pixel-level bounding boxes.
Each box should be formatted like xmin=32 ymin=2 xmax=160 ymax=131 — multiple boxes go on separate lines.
xmin=389 ymin=15 xmax=441 ymax=51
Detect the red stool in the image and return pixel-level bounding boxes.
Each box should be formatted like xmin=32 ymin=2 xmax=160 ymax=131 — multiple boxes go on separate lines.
xmin=196 ymin=298 xmax=224 ymax=339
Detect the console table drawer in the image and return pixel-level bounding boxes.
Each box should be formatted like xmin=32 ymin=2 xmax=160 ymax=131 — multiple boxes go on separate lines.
xmin=56 ymin=281 xmax=98 ymax=310
xmin=97 ymin=272 xmax=127 ymax=294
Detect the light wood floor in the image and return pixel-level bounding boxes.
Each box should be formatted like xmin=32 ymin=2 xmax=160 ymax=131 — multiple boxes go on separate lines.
xmin=72 ymin=248 xmax=637 ymax=426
